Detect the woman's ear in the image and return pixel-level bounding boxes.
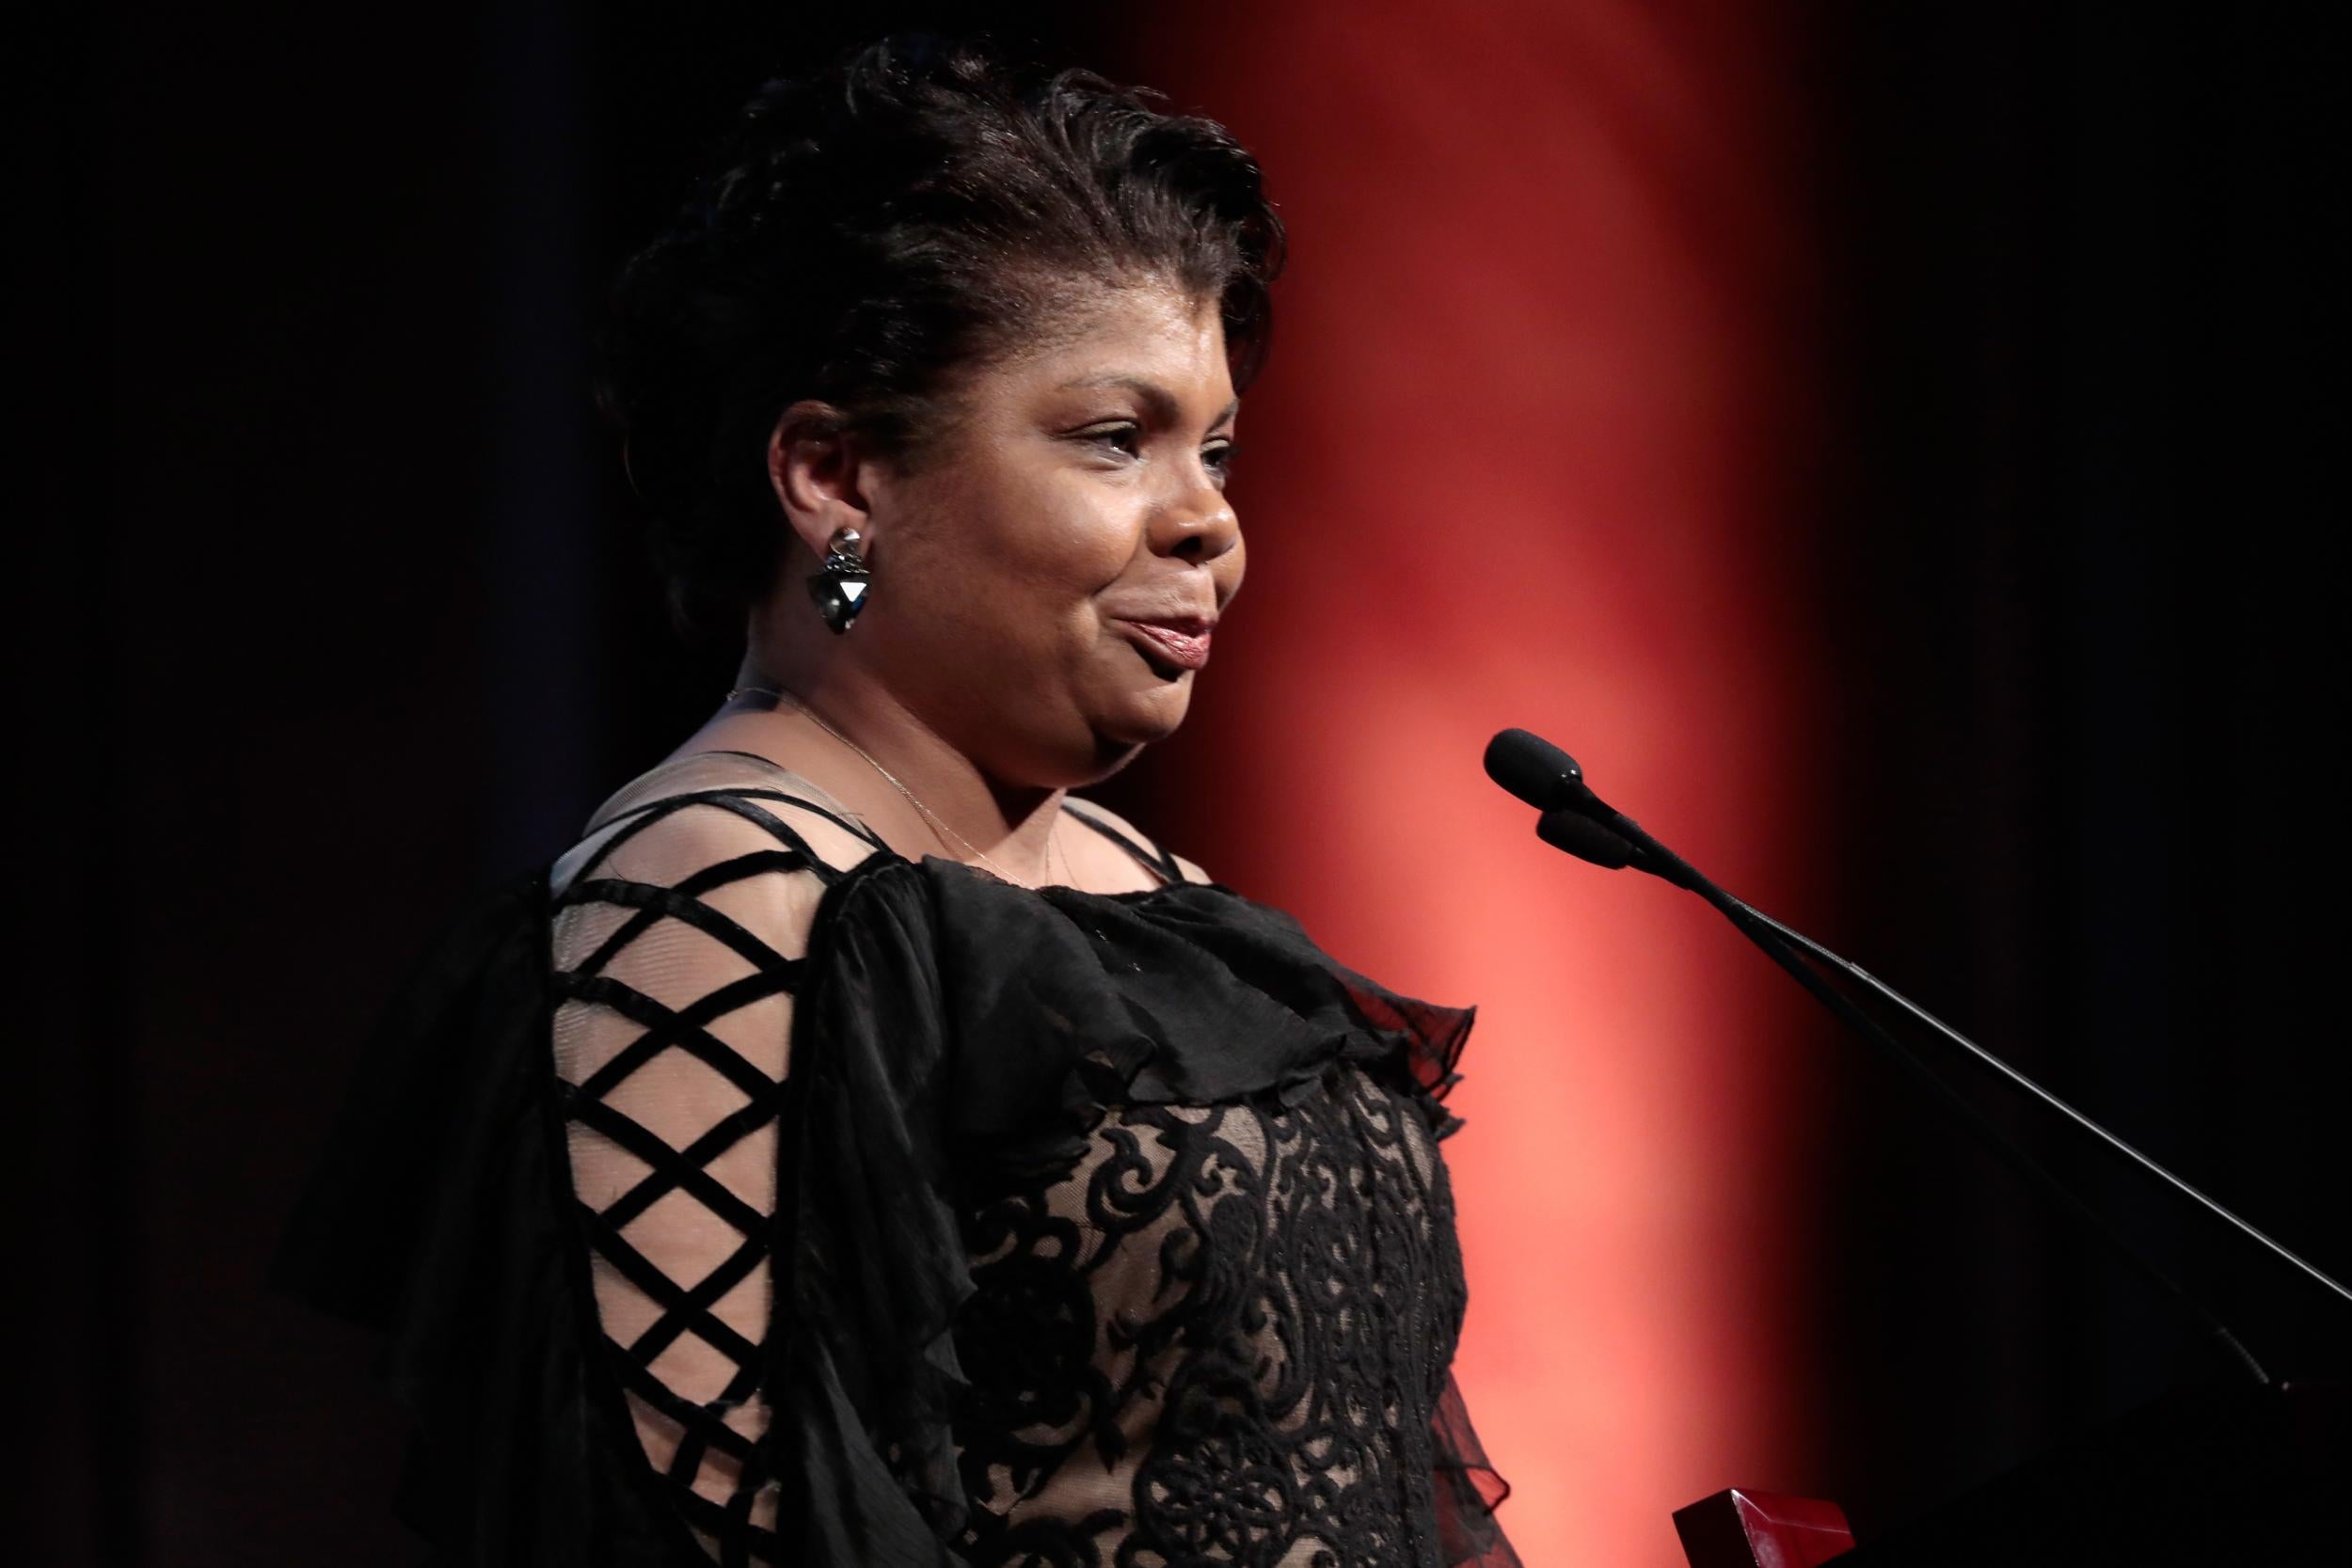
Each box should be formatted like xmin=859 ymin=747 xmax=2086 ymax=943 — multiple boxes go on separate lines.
xmin=767 ymin=400 xmax=880 ymax=561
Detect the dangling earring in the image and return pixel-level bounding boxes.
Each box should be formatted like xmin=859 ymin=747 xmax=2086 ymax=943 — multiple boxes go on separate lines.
xmin=806 ymin=525 xmax=873 ymax=634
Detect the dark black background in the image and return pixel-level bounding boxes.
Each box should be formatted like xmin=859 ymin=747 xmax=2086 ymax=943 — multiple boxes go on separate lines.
xmin=1808 ymin=0 xmax=2345 ymax=1535
xmin=13 ymin=2 xmax=2344 ymax=1560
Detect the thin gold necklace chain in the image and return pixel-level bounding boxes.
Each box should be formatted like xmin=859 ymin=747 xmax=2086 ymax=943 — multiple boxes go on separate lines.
xmin=725 ymin=685 xmax=1068 ymax=888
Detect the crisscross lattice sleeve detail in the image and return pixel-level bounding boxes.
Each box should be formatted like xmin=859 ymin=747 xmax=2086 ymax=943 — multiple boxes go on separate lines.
xmin=549 ymin=785 xmax=883 ymax=1565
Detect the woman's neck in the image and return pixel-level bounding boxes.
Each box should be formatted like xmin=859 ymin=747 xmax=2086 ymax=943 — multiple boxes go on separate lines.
xmin=696 ymin=664 xmax=1070 ymax=886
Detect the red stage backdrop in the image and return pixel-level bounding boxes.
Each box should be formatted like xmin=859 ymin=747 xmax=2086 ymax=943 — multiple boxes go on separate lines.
xmin=1138 ymin=6 xmax=1836 ymax=1561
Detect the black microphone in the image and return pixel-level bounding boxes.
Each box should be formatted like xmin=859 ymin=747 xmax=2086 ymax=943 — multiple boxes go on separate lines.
xmin=1487 ymin=730 xmax=1679 ymax=879
xmin=1485 ymin=728 xmax=1602 ymax=814
xmin=1486 ymin=726 xmax=2352 ymax=1381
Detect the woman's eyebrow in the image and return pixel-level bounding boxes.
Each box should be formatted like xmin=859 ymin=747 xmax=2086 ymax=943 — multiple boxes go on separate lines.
xmin=1058 ymin=372 xmax=1240 ymax=427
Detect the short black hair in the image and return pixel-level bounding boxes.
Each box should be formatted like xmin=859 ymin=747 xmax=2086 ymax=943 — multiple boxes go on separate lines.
xmin=596 ymin=31 xmax=1287 ymax=644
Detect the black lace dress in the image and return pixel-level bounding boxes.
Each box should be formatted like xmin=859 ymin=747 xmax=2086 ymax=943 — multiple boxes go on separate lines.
xmin=276 ymin=751 xmax=1520 ymax=1568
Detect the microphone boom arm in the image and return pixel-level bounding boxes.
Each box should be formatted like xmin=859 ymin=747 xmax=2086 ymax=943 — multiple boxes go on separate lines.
xmin=1600 ymin=804 xmax=2280 ymax=1386
xmin=1720 ymin=889 xmax=2352 ymax=1313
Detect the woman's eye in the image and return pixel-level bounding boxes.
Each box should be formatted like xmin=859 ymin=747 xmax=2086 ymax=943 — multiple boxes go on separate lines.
xmin=1080 ymin=426 xmax=1239 ymax=480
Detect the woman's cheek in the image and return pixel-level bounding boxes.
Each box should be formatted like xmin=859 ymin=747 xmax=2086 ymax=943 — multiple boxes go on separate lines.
xmin=1025 ymin=476 xmax=1139 ymax=569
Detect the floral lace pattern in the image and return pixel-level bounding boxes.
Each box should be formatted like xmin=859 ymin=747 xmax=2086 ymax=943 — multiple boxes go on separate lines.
xmin=952 ymin=1064 xmax=1473 ymax=1568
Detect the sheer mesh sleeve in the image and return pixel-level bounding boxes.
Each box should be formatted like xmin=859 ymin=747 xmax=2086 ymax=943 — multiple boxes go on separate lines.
xmin=1430 ymin=1370 xmax=1524 ymax=1566
xmin=548 ymin=776 xmax=885 ymax=1564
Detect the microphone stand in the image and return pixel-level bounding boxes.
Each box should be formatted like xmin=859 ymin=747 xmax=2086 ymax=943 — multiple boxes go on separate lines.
xmin=1495 ymin=731 xmax=2352 ymax=1386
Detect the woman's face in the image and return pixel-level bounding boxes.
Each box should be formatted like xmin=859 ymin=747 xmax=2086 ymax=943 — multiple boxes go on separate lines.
xmin=846 ymin=279 xmax=1246 ymax=783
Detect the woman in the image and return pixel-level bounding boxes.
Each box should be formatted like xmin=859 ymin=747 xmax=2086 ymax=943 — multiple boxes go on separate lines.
xmin=279 ymin=33 xmax=1519 ymax=1568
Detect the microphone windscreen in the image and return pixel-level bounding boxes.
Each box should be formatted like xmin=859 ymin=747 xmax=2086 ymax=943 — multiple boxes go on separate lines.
xmin=1484 ymin=728 xmax=1589 ymax=810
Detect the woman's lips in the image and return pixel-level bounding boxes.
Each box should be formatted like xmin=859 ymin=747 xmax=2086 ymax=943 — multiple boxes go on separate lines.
xmin=1117 ymin=619 xmax=1213 ymax=671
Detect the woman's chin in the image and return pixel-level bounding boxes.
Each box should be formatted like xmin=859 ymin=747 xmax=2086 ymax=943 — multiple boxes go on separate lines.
xmin=1093 ymin=673 xmax=1194 ymax=746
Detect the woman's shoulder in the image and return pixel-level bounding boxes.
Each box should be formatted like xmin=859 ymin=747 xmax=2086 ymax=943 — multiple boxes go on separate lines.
xmin=1059 ymin=794 xmax=1212 ymax=887
xmin=550 ymin=749 xmax=892 ymax=902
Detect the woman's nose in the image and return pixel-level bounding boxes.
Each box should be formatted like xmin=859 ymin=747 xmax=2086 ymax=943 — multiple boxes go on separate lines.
xmin=1155 ymin=473 xmax=1241 ymax=562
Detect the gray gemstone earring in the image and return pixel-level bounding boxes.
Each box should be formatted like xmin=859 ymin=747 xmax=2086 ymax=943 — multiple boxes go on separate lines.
xmin=806 ymin=525 xmax=873 ymax=634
